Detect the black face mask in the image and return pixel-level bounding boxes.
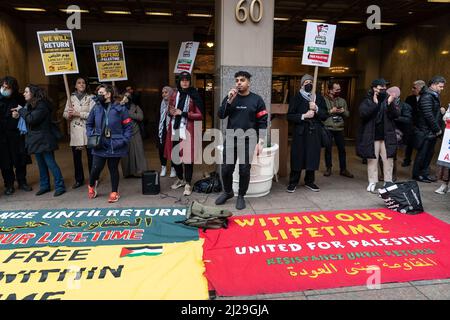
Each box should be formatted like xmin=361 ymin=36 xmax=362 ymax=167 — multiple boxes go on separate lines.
xmin=378 ymin=90 xmax=388 ymax=102
xmin=97 ymin=94 xmax=106 ymax=104
xmin=304 ymin=83 xmax=313 ymax=93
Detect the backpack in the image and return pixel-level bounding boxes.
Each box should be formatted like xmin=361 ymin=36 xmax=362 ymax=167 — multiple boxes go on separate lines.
xmin=378 ymin=181 xmax=424 ymax=215
xmin=178 ymin=201 xmax=233 ymax=230
xmin=193 ymin=172 xmax=222 ymax=194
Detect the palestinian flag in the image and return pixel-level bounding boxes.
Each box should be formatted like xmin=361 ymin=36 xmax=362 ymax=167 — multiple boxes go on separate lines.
xmin=120 ymin=245 xmax=163 ymax=258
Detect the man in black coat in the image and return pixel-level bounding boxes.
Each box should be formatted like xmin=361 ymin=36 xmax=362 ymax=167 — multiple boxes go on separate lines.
xmin=0 ymin=76 xmax=32 ymax=195
xmin=356 ymin=79 xmax=400 ymax=193
xmin=412 ymin=76 xmax=446 ymax=183
xmin=286 ymin=74 xmax=328 ymax=193
xmin=402 ymin=80 xmax=426 ymax=167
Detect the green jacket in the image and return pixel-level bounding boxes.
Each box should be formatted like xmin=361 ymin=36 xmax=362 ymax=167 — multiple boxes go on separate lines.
xmin=323 ymin=95 xmax=349 ymax=131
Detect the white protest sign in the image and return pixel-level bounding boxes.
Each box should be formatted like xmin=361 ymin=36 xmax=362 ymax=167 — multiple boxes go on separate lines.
xmin=301 ymin=22 xmax=337 ymax=68
xmin=437 ymin=122 xmax=450 ymax=169
xmin=173 ymin=41 xmax=199 ymax=74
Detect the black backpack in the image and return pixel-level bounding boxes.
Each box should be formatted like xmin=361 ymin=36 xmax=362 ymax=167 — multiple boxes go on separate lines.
xmin=193 ymin=172 xmax=222 ymax=194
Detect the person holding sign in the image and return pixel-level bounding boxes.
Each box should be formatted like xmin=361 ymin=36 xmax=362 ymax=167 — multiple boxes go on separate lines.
xmin=356 ymin=79 xmax=400 ymax=193
xmin=11 ymin=85 xmax=66 ymax=197
xmin=165 ymin=71 xmax=203 ymax=197
xmin=286 ymin=74 xmax=328 ymax=193
xmin=63 ymin=77 xmax=95 ymax=189
xmin=86 ymin=84 xmax=132 ymax=203
xmin=435 ymin=106 xmax=450 ymax=194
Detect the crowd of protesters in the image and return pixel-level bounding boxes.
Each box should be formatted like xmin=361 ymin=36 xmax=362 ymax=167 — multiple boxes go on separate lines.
xmin=0 ymin=72 xmax=447 ymax=207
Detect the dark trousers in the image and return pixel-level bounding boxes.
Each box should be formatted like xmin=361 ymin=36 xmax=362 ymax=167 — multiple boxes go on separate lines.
xmin=221 ymin=138 xmax=255 ymax=196
xmin=324 ymin=130 xmax=347 ymax=170
xmin=1 ymin=165 xmax=27 ymax=187
xmin=89 ymin=156 xmax=121 ymax=192
xmin=157 ymin=139 xmax=167 ymax=166
xmin=404 ymin=142 xmax=414 ymax=164
xmin=72 ymin=146 xmax=93 ymax=183
xmin=289 ymin=170 xmax=315 ymax=186
xmin=413 ymin=137 xmax=437 ymax=178
xmin=171 ymin=140 xmax=194 ymax=184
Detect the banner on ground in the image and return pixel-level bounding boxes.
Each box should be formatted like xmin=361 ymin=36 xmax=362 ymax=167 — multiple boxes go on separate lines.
xmin=437 ymin=121 xmax=450 ymax=168
xmin=0 ymin=207 xmax=209 ymax=300
xmin=201 ymin=209 xmax=450 ymax=296
xmin=37 ymin=30 xmax=79 ymax=76
xmin=93 ymin=41 xmax=128 ymax=82
xmin=173 ymin=41 xmax=199 ymax=74
xmin=301 ymin=22 xmax=336 ymax=67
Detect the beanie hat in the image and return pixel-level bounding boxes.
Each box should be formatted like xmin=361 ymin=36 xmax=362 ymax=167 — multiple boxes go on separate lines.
xmin=301 ymin=74 xmax=314 ymax=86
xmin=387 ymin=86 xmax=401 ymax=98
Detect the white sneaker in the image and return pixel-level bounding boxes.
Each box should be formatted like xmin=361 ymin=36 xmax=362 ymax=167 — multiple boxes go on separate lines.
xmin=435 ymin=183 xmax=449 ymax=195
xmin=171 ymin=179 xmax=186 ymax=190
xmin=183 ymin=184 xmax=192 ymax=196
xmin=170 ymin=167 xmax=177 ymax=178
xmin=367 ymin=182 xmax=376 ymax=193
xmin=160 ymin=166 xmax=167 ymax=177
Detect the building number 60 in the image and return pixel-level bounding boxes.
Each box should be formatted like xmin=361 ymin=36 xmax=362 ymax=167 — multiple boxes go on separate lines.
xmin=235 ymin=0 xmax=264 ymax=23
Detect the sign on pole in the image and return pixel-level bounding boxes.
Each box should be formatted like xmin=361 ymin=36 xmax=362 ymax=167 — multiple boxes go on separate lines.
xmin=437 ymin=121 xmax=450 ymax=169
xmin=93 ymin=41 xmax=128 ymax=82
xmin=301 ymin=22 xmax=337 ymax=68
xmin=173 ymin=41 xmax=200 ymax=74
xmin=37 ymin=30 xmax=79 ymax=76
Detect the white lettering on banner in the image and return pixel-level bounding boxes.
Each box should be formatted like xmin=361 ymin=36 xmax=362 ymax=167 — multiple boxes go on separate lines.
xmin=235 ymin=0 xmax=264 ymax=23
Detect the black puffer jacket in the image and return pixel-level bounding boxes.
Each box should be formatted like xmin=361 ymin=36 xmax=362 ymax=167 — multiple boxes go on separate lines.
xmin=356 ymin=91 xmax=400 ymax=159
xmin=416 ymin=87 xmax=441 ymax=134
xmin=18 ymin=99 xmax=58 ymax=154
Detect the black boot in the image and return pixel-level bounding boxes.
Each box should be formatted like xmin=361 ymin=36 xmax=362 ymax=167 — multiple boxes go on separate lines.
xmin=215 ymin=192 xmax=234 ymax=205
xmin=236 ymin=196 xmax=246 ymax=210
xmin=4 ymin=186 xmax=15 ymax=195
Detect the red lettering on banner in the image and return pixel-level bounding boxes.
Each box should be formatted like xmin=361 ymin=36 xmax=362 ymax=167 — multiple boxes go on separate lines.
xmin=445 ymin=154 xmax=450 ymax=161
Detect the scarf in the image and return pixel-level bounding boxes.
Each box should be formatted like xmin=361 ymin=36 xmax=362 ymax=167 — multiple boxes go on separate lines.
xmin=300 ymin=88 xmax=313 ymax=102
xmin=158 ymin=86 xmax=173 ymax=143
xmin=172 ymin=91 xmax=191 ymax=140
xmin=74 ymin=91 xmax=87 ymax=102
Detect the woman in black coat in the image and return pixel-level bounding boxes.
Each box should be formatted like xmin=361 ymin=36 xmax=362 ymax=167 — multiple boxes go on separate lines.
xmin=287 ymin=75 xmax=328 ymax=193
xmin=356 ymin=79 xmax=400 ymax=193
xmin=0 ymin=76 xmax=32 ymax=195
xmin=11 ymin=85 xmax=66 ymax=197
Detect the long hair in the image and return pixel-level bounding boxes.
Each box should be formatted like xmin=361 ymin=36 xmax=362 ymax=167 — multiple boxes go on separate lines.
xmin=1 ymin=76 xmax=19 ymax=94
xmin=26 ymin=84 xmax=48 ymax=109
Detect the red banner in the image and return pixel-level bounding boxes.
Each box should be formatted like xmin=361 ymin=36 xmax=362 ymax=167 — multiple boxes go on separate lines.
xmin=201 ymin=209 xmax=450 ymax=296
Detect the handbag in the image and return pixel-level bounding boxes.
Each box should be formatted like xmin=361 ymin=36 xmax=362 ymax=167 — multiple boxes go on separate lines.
xmin=87 ymin=106 xmax=105 ymax=149
xmin=50 ymin=121 xmax=64 ymax=140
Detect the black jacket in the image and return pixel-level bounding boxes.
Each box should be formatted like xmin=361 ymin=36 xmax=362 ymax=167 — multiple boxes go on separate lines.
xmin=416 ymin=87 xmax=441 ymax=134
xmin=288 ymin=93 xmax=328 ymax=171
xmin=18 ymin=99 xmax=58 ymax=155
xmin=0 ymin=94 xmax=29 ymax=169
xmin=405 ymin=94 xmax=419 ymax=126
xmin=356 ymin=92 xmax=400 ymax=159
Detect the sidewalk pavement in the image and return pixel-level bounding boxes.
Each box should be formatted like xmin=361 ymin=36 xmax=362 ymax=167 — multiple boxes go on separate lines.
xmin=0 ymin=142 xmax=448 ymax=300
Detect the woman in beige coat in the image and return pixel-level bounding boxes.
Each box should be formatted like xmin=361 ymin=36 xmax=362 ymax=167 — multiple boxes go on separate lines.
xmin=63 ymin=77 xmax=95 ymax=189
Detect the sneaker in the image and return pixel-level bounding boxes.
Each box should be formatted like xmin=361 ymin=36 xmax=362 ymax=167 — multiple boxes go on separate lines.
xmin=236 ymin=196 xmax=246 ymax=210
xmin=160 ymin=166 xmax=167 ymax=177
xmin=170 ymin=167 xmax=177 ymax=178
xmin=340 ymin=169 xmax=354 ymax=178
xmin=435 ymin=183 xmax=449 ymax=195
xmin=88 ymin=181 xmax=98 ymax=199
xmin=183 ymin=184 xmax=192 ymax=196
xmin=215 ymin=192 xmax=234 ymax=205
xmin=323 ymin=168 xmax=332 ymax=177
xmin=287 ymin=184 xmax=297 ymax=193
xmin=108 ymin=192 xmax=120 ymax=203
xmin=171 ymin=178 xmax=186 ymax=190
xmin=367 ymin=182 xmax=376 ymax=193
xmin=305 ymin=183 xmax=320 ymax=192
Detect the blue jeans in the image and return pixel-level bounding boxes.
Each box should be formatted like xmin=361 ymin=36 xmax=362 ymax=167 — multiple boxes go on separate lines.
xmin=35 ymin=152 xmax=65 ymax=192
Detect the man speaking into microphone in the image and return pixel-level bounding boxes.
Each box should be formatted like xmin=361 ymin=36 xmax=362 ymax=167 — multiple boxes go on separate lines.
xmin=216 ymin=71 xmax=268 ymax=210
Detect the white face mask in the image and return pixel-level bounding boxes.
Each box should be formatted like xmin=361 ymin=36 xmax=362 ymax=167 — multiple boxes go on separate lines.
xmin=1 ymin=87 xmax=12 ymax=98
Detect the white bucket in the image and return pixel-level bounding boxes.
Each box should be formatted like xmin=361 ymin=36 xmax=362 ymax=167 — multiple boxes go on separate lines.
xmin=217 ymin=144 xmax=279 ymax=197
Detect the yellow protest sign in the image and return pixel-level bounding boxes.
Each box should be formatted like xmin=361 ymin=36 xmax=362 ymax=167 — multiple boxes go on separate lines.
xmin=37 ymin=30 xmax=79 ymax=76
xmin=0 ymin=240 xmax=208 ymax=300
xmin=93 ymin=41 xmax=128 ymax=82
